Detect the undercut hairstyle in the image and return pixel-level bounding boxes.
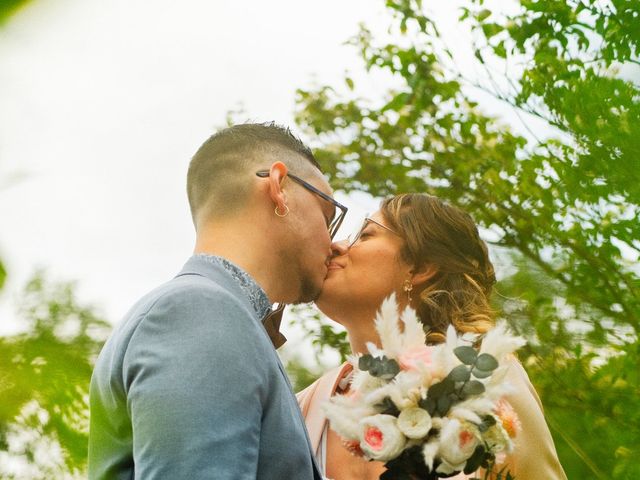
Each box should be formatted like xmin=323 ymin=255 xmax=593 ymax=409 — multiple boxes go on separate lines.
xmin=187 ymin=122 xmax=320 ymax=227
xmin=381 ymin=194 xmax=497 ymax=344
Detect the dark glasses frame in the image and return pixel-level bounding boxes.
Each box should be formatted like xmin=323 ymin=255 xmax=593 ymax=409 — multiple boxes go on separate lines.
xmin=256 ymin=170 xmax=348 ymax=239
xmin=348 ymin=217 xmax=400 ymax=248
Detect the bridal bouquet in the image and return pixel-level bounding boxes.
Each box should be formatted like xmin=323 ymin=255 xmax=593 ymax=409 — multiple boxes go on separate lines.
xmin=324 ymin=296 xmax=525 ymax=480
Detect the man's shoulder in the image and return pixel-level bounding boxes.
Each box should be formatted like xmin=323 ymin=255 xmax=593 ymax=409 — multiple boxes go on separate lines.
xmin=133 ymin=271 xmax=245 ymax=318
xmin=102 ymin=272 xmax=253 ymax=359
xmin=94 ymin=269 xmax=269 ymax=383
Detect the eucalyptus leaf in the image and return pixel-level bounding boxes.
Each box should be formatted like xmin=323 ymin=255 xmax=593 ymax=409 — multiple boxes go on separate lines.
xmin=462 ymin=380 xmax=486 ymax=396
xmin=384 ymin=358 xmax=400 ymax=377
xmin=437 ymin=395 xmax=452 ymax=416
xmin=471 ymin=367 xmax=493 ymax=379
xmin=419 ymin=396 xmax=437 ymax=416
xmin=376 ymin=396 xmax=400 ymax=416
xmin=476 ymin=353 xmax=499 ymax=371
xmin=428 ymin=378 xmax=455 ymax=399
xmin=359 ymin=354 xmax=373 ymax=371
xmin=454 ymin=346 xmax=478 ymax=365
xmin=449 ymin=364 xmax=471 ymax=382
xmin=379 ymin=371 xmax=398 ymax=380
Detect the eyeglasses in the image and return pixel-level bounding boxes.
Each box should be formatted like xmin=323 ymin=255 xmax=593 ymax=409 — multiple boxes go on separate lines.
xmin=348 ymin=217 xmax=400 ymax=248
xmin=256 ymin=170 xmax=348 ymax=239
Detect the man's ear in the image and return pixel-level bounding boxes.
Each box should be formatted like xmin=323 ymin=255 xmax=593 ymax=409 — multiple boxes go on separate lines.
xmin=267 ymin=161 xmax=289 ymax=213
xmin=410 ymin=263 xmax=439 ymax=287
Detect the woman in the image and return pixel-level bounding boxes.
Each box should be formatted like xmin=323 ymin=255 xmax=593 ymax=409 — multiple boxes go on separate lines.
xmin=297 ymin=193 xmax=567 ymax=480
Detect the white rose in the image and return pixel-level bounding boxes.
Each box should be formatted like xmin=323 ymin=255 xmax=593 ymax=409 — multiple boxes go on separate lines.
xmin=437 ymin=418 xmax=481 ymax=470
xmin=397 ymin=407 xmax=432 ymax=439
xmin=358 ymin=414 xmax=407 ymax=462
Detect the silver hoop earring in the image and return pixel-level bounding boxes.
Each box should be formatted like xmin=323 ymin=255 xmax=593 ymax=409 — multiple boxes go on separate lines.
xmin=275 ymin=205 xmax=289 ymax=217
xmin=403 ymin=279 xmax=413 ymax=303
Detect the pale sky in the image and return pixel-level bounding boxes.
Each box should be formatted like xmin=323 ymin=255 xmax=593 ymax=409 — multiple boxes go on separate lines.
xmin=0 ymin=0 xmax=389 ymax=334
xmin=0 ymin=0 xmax=547 ymax=344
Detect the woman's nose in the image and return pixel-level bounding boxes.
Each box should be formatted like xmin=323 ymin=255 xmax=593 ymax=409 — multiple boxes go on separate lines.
xmin=330 ymin=238 xmax=350 ymax=257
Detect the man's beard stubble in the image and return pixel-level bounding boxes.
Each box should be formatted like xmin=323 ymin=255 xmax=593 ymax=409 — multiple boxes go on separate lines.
xmin=277 ymin=226 xmax=328 ymax=304
xmin=294 ymin=274 xmax=322 ymax=304
xmin=290 ymin=251 xmax=323 ymax=303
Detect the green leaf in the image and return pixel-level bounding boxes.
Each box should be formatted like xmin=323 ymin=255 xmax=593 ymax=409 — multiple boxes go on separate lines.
xmin=478 ymin=414 xmax=497 ymax=432
xmin=427 ymin=378 xmax=456 ymax=414
xmin=376 ymin=396 xmax=400 ymax=416
xmin=471 ymin=367 xmax=493 ymax=379
xmin=481 ymin=22 xmax=503 ymax=39
xmin=464 ymin=445 xmax=487 ymax=474
xmin=0 ymin=260 xmax=6 ymax=290
xmin=419 ymin=396 xmax=437 ymax=416
xmin=449 ymin=364 xmax=471 ymax=382
xmin=381 ymin=92 xmax=411 ymax=112
xmin=359 ymin=354 xmax=374 ymax=371
xmin=462 ymin=380 xmax=486 ymax=396
xmin=475 ymin=353 xmax=499 ymax=371
xmin=380 ymin=358 xmax=400 ymax=380
xmin=477 ymin=9 xmax=491 ymax=22
xmin=436 ymin=395 xmax=452 ymax=416
xmin=454 ymin=346 xmax=478 ymax=365
xmin=494 ymin=41 xmax=507 ymax=58
xmin=345 ymin=77 xmax=354 ymax=91
xmin=473 ymin=48 xmax=485 ymax=64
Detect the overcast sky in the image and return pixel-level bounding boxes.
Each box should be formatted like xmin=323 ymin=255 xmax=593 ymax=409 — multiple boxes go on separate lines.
xmin=0 ymin=0 xmax=386 ymax=332
xmin=0 ymin=0 xmax=558 ymax=344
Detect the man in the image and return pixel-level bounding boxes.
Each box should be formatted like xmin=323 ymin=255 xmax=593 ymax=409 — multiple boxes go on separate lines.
xmin=88 ymin=123 xmax=347 ymax=479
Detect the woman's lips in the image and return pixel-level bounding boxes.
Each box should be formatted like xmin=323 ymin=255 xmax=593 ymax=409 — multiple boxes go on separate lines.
xmin=327 ymin=262 xmax=344 ymax=271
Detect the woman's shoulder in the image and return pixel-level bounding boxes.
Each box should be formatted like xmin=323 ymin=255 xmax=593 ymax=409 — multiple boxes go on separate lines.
xmin=296 ymin=363 xmax=353 ymax=417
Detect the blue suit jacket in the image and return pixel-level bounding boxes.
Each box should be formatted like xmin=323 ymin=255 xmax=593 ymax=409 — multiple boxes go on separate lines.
xmin=89 ymin=256 xmax=320 ymax=479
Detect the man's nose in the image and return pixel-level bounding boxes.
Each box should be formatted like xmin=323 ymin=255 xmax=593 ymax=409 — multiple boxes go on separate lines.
xmin=330 ymin=239 xmax=349 ymax=257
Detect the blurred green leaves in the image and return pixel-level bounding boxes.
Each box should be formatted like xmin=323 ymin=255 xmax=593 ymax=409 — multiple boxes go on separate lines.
xmin=0 ymin=260 xmax=6 ymax=290
xmin=0 ymin=272 xmax=110 ymax=477
xmin=0 ymin=0 xmax=33 ymax=27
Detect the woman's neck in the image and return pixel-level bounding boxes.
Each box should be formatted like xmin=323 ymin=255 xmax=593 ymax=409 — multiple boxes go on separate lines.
xmin=341 ymin=313 xmax=382 ymax=355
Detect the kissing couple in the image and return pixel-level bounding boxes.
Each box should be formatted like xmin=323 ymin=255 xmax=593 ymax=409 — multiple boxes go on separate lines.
xmin=88 ymin=123 xmax=566 ymax=479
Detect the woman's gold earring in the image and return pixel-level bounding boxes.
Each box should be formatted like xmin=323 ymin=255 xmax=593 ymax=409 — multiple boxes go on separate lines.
xmin=275 ymin=205 xmax=289 ymax=217
xmin=403 ymin=279 xmax=413 ymax=303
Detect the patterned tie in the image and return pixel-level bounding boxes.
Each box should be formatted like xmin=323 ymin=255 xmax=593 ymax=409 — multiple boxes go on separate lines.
xmin=262 ymin=303 xmax=287 ymax=348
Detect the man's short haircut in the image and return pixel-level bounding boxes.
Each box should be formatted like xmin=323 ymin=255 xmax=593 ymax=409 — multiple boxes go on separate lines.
xmin=187 ymin=122 xmax=320 ymax=226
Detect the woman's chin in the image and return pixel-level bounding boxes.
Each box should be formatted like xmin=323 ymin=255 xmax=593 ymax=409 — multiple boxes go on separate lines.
xmin=314 ymin=291 xmax=331 ymax=313
xmin=315 ymin=283 xmax=341 ymax=317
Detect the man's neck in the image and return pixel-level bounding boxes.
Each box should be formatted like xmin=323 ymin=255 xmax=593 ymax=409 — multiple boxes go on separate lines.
xmin=194 ymin=221 xmax=284 ymax=303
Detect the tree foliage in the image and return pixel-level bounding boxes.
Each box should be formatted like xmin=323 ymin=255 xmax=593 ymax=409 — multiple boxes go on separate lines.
xmin=294 ymin=0 xmax=639 ymax=478
xmin=0 ymin=0 xmax=34 ymax=26
xmin=0 ymin=273 xmax=110 ymax=478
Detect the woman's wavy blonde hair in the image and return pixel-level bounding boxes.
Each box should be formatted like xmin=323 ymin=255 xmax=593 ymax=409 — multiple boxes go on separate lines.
xmin=381 ymin=194 xmax=497 ymax=344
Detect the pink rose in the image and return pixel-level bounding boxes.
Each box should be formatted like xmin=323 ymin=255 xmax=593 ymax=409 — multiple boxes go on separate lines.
xmin=358 ymin=414 xmax=407 ymax=461
xmin=437 ymin=418 xmax=481 ymax=473
xmin=398 ymin=345 xmax=433 ymax=371
xmin=364 ymin=426 xmax=384 ymax=451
